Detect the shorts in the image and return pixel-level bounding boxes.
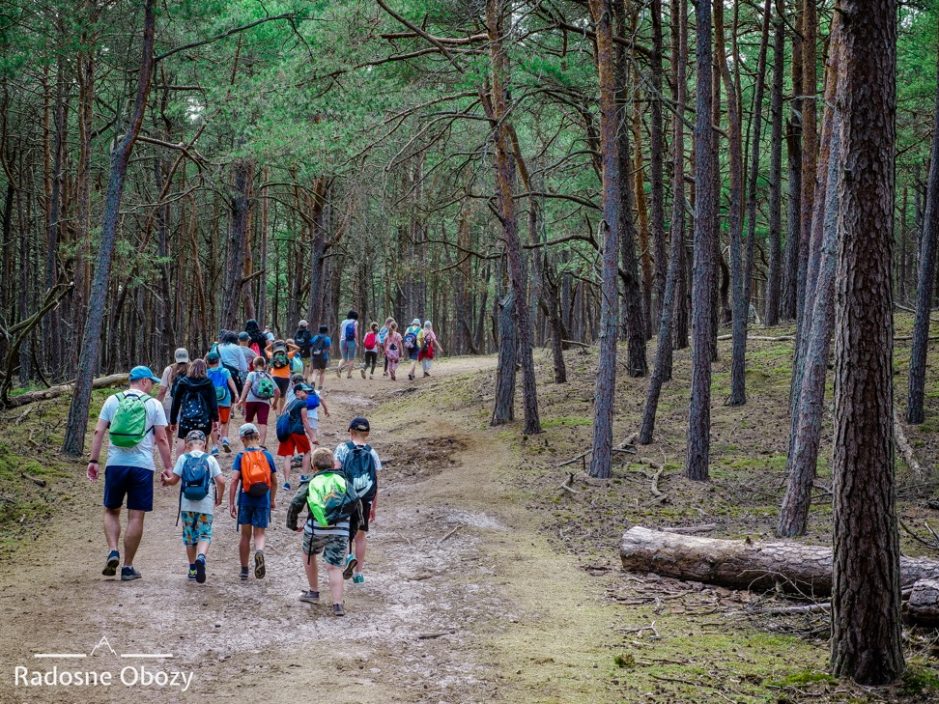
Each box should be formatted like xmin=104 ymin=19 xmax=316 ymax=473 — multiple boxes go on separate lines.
xmin=278 ymin=433 xmax=311 ymax=457
xmin=103 ymin=465 xmax=154 ymax=512
xmin=178 ymin=423 xmax=211 ymax=440
xmin=237 ymin=503 xmax=270 ymax=528
xmin=310 ymin=356 xmax=328 ymax=370
xmin=181 ymin=511 xmax=214 ymax=545
xmin=306 ymin=413 xmax=319 ymax=431
xmin=302 ymin=531 xmax=348 ymax=567
xmin=244 ymin=402 xmax=271 ymax=425
xmin=408 ymin=347 xmax=419 ymax=361
xmin=349 ymin=500 xmax=372 ymax=535
xmin=219 ymin=406 xmax=231 ymax=424
xmin=341 ymin=340 xmax=356 ymax=361
xmin=274 ymin=376 xmax=290 ymax=396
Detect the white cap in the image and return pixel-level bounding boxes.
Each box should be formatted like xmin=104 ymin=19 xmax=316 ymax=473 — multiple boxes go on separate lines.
xmin=239 ymin=423 xmax=259 ymax=437
xmin=174 ymin=348 xmax=190 ymax=363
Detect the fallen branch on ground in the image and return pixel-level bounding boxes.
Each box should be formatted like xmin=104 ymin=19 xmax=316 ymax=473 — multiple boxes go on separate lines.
xmin=894 ymin=408 xmax=924 ymax=478
xmin=438 ymin=525 xmax=461 ymax=544
xmin=2 ymin=373 xmax=130 ymax=409
xmin=21 ymin=473 xmax=46 ymax=488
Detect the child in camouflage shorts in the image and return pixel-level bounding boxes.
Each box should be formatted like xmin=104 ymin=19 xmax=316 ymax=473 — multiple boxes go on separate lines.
xmin=286 ymin=447 xmax=355 ymax=616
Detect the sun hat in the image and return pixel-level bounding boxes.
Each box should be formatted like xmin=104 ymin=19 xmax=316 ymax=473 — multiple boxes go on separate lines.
xmin=411 ymin=318 xmax=420 ymax=326
xmin=174 ymin=348 xmax=190 ymax=363
xmin=129 ymin=366 xmax=161 ymax=383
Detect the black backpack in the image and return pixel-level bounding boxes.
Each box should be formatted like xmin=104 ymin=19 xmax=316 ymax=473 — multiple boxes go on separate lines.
xmin=296 ymin=328 xmax=313 ymax=354
xmin=179 ymin=386 xmax=210 ymax=430
xmin=341 ymin=441 xmax=378 ymax=504
xmin=310 ymin=335 xmax=329 ymax=358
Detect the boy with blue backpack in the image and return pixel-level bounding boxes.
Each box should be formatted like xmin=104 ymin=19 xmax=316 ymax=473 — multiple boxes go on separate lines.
xmin=206 ymin=351 xmax=238 ymax=454
xmin=335 ymin=417 xmax=381 ymax=584
xmin=287 ymin=447 xmax=358 ymax=616
xmin=336 ymin=310 xmax=359 ymax=379
xmin=276 ymin=382 xmax=318 ymax=491
xmin=161 ymin=430 xmax=225 ymax=584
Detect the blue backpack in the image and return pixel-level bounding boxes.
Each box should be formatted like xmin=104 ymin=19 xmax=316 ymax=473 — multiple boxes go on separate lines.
xmin=180 ymin=453 xmax=212 ymax=501
xmin=344 ymin=321 xmax=356 ymax=341
xmin=207 ymin=367 xmax=227 ymax=401
xmin=276 ymin=401 xmax=305 ymax=442
xmin=306 ymin=392 xmax=321 ymax=410
xmin=341 ymin=441 xmax=378 ymax=503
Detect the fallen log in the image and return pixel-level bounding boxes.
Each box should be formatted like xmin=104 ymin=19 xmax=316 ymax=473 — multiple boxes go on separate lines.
xmin=3 ymin=373 xmax=130 ymax=409
xmin=621 ymin=527 xmax=939 ymax=623
xmin=620 ymin=526 xmax=939 ymax=595
xmin=907 ymin=579 xmax=939 ymax=624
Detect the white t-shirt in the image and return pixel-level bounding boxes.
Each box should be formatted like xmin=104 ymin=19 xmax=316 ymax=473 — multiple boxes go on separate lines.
xmin=99 ymin=390 xmax=167 ymax=471
xmin=339 ymin=319 xmax=358 ymax=342
xmin=334 ymin=442 xmax=382 ymax=471
xmin=173 ymin=450 xmax=223 ymax=514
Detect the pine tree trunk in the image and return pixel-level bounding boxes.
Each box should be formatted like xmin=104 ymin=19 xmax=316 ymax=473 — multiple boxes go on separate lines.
xmin=491 ymin=290 xmax=517 ymax=424
xmin=781 ymin=1 xmax=803 ymax=321
xmin=639 ymin=0 xmax=687 ymax=445
xmin=221 ymin=159 xmax=253 ymax=330
xmin=649 ymin=0 xmax=667 ymax=332
xmin=587 ymin=0 xmax=622 ymax=479
xmin=830 ymin=0 xmax=904 ymax=682
xmin=62 ymin=0 xmax=156 ymax=456
xmin=764 ymin=11 xmax=784 ymax=326
xmin=906 ymin=34 xmax=939 ymax=426
xmin=685 ymin=0 xmax=716 ymax=481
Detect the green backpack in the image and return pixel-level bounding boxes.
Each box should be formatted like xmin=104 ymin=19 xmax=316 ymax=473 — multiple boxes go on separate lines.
xmin=110 ymin=393 xmax=152 ymax=448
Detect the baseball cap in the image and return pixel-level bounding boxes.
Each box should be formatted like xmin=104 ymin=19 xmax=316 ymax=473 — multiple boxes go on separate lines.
xmin=239 ymin=423 xmax=259 ymax=437
xmin=298 ymin=320 xmax=308 ymax=327
xmin=185 ymin=429 xmax=206 ymax=443
xmin=348 ymin=416 xmax=370 ymax=432
xmin=129 ymin=365 xmax=161 ymax=383
xmin=206 ymin=350 xmax=221 ymax=363
xmin=174 ymin=348 xmax=190 ymax=363
xmin=238 ymin=331 xmax=250 ymax=341
xmin=295 ymin=383 xmax=314 ymax=393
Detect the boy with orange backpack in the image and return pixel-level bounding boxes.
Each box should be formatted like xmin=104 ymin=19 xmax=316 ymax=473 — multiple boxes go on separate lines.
xmin=229 ymin=423 xmax=278 ymax=581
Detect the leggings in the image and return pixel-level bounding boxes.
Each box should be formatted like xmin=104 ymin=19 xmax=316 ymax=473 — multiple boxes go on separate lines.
xmin=362 ymin=350 xmax=378 ymax=374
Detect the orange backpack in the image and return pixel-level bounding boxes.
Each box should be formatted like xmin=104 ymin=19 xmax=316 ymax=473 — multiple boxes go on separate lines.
xmin=239 ymin=449 xmax=272 ymax=497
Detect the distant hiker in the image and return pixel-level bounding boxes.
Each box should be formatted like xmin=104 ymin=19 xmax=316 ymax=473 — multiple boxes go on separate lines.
xmin=418 ymin=320 xmax=444 ymax=377
xmin=336 ymin=310 xmax=359 ymax=379
xmin=206 ymin=351 xmax=238 ymax=454
xmin=383 ymin=321 xmax=403 ymax=381
xmin=285 ymin=372 xmax=330 ymax=448
xmin=309 ymin=324 xmax=331 ymax=391
xmin=237 ymin=356 xmax=280 ymax=447
xmin=86 ymin=366 xmax=173 ymax=582
xmin=266 ymin=338 xmax=299 ymax=413
xmin=238 ymin=331 xmax=256 ymax=374
xmin=230 ymin=423 xmax=278 ymax=581
xmin=287 ymin=447 xmax=355 ymax=616
xmin=403 ymin=318 xmax=422 ymax=381
xmin=335 ymin=417 xmax=381 ymax=584
xmin=244 ymin=319 xmax=266 ymax=357
xmin=276 ymin=382 xmax=317 ymax=490
xmin=157 ymin=348 xmax=190 ymax=423
xmin=295 ymin=320 xmax=314 ymax=378
xmin=161 ymin=430 xmax=224 ymax=584
xmin=218 ymin=330 xmax=247 ymax=398
xmin=170 ymin=359 xmax=219 ymax=458
xmin=377 ymin=317 xmax=394 ymax=377
xmin=360 ymin=322 xmax=380 ymax=379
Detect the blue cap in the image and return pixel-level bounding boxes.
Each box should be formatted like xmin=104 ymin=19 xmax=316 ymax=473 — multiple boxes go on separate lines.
xmin=129 ymin=365 xmax=161 ymax=383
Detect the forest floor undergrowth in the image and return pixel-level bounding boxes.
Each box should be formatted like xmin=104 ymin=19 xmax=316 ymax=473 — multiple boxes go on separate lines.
xmin=1 ymin=326 xmax=939 ymax=702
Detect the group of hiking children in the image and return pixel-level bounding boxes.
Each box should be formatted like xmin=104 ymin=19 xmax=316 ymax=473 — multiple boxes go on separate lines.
xmin=88 ymin=350 xmax=384 ymax=617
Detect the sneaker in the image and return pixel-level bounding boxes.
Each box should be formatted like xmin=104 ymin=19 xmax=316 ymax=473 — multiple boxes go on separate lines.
xmin=188 ymin=565 xmax=197 ymax=581
xmin=342 ymin=553 xmax=358 ymax=580
xmin=423 ymin=371 xmax=430 ymax=377
xmin=240 ymin=566 xmax=249 ymax=581
xmin=254 ymin=551 xmax=266 ymax=579
xmin=352 ymin=573 xmax=365 ymax=584
xmin=346 ymin=372 xmax=352 ymax=379
xmin=408 ymin=372 xmax=415 ymax=381
xmin=211 ymin=446 xmax=220 ymax=457
xmin=195 ymin=555 xmax=206 ymax=584
xmin=120 ymin=566 xmax=142 ymax=582
xmin=102 ymin=550 xmax=120 ymax=577
xmin=222 ymin=438 xmax=232 ymax=453
xmin=333 ymin=603 xmax=346 ymax=617
xmin=299 ymin=590 xmax=320 ymax=604
xmin=335 ymin=367 xmax=342 ymax=379
xmin=383 ymin=371 xmax=388 ymax=377
xmin=360 ymin=368 xmax=366 ymax=379
xmin=283 ymin=481 xmax=292 ymax=491
xmin=299 ymin=474 xmax=310 ymax=483
xmin=390 ymin=372 xmax=396 ymax=381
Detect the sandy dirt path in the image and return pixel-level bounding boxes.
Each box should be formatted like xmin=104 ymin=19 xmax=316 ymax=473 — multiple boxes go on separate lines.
xmin=0 ymin=357 xmax=621 ymax=704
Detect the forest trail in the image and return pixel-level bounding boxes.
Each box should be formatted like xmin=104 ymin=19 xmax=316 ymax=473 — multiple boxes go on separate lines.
xmin=0 ymin=357 xmax=620 ymax=704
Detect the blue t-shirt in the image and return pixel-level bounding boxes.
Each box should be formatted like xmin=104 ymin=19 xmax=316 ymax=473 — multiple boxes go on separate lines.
xmin=232 ymin=448 xmax=277 ymax=508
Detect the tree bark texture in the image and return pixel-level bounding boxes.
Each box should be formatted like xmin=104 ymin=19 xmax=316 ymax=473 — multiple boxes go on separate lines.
xmin=649 ymin=0 xmax=667 ymax=332
xmin=830 ymin=0 xmax=904 ymax=682
xmin=685 ymin=0 xmax=715 ymax=481
xmin=764 ymin=12 xmax=785 ymax=326
xmin=62 ymin=0 xmax=156 ymax=456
